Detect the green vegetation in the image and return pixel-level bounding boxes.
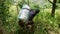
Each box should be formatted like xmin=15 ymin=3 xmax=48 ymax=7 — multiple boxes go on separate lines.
xmin=0 ymin=0 xmax=60 ymax=34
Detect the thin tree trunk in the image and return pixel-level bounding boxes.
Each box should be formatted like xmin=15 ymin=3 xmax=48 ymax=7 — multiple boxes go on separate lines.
xmin=28 ymin=0 xmax=29 ymax=6
xmin=51 ymin=0 xmax=57 ymax=17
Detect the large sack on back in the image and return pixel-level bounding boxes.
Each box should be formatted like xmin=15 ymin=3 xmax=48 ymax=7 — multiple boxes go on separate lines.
xmin=29 ymin=9 xmax=40 ymax=20
xmin=18 ymin=4 xmax=30 ymax=22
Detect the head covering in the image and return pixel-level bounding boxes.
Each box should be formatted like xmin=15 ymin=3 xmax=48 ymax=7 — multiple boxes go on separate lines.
xmin=22 ymin=4 xmax=30 ymax=9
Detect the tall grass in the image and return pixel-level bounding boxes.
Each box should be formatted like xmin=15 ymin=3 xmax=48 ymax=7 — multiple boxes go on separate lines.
xmin=33 ymin=9 xmax=60 ymax=34
xmin=4 ymin=5 xmax=60 ymax=34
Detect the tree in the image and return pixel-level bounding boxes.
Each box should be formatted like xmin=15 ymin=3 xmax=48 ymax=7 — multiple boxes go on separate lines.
xmin=48 ymin=0 xmax=57 ymax=17
xmin=58 ymin=0 xmax=60 ymax=3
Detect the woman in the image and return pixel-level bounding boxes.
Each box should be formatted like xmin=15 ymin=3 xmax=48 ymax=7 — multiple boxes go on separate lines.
xmin=18 ymin=4 xmax=40 ymax=31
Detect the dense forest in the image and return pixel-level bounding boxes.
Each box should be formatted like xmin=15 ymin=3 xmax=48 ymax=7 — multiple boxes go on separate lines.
xmin=0 ymin=0 xmax=60 ymax=34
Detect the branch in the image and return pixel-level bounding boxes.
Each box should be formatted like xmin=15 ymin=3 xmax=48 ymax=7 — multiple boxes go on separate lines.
xmin=48 ymin=0 xmax=53 ymax=4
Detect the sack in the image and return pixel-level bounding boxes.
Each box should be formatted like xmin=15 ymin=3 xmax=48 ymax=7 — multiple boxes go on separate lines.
xmin=29 ymin=9 xmax=40 ymax=20
xmin=18 ymin=4 xmax=30 ymax=22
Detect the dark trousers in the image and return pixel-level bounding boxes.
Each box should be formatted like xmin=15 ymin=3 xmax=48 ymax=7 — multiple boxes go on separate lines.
xmin=18 ymin=19 xmax=34 ymax=31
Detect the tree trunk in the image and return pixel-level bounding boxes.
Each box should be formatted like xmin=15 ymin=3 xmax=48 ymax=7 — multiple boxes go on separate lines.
xmin=51 ymin=0 xmax=57 ymax=17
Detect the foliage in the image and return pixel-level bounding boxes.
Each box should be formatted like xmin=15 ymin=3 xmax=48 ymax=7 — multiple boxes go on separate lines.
xmin=33 ymin=10 xmax=60 ymax=34
xmin=0 ymin=0 xmax=19 ymax=34
xmin=0 ymin=0 xmax=60 ymax=34
xmin=57 ymin=0 xmax=60 ymax=3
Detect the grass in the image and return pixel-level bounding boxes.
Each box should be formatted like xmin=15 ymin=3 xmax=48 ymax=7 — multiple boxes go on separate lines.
xmin=3 ymin=5 xmax=60 ymax=34
xmin=33 ymin=8 xmax=60 ymax=34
